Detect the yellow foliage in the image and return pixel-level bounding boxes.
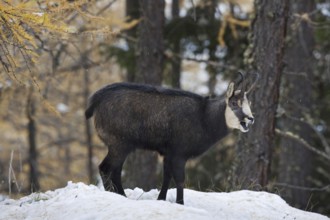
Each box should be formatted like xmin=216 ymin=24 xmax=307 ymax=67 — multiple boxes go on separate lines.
xmin=216 ymin=0 xmax=253 ymax=47
xmin=0 ymin=0 xmax=138 ymax=78
xmin=0 ymin=0 xmax=69 ymax=76
xmin=42 ymin=99 xmax=61 ymax=118
xmin=217 ymin=13 xmax=251 ymax=47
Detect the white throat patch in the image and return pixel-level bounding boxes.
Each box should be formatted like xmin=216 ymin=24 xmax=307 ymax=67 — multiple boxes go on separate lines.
xmin=242 ymin=92 xmax=253 ymax=118
xmin=225 ymin=105 xmax=241 ymax=131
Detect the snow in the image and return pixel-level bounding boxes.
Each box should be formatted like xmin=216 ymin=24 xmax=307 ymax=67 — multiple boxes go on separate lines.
xmin=56 ymin=103 xmax=69 ymax=113
xmin=1 ymin=182 xmax=328 ymax=220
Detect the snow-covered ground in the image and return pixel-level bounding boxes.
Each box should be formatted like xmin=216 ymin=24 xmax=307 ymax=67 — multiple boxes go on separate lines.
xmin=0 ymin=182 xmax=328 ymax=220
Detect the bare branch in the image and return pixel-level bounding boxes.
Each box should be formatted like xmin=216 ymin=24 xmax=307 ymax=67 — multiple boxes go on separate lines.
xmin=275 ymin=128 xmax=330 ymax=161
xmin=246 ymin=72 xmax=259 ymax=94
xmin=96 ymin=0 xmax=117 ymax=16
xmin=282 ymin=113 xmax=330 ymax=155
xmin=190 ymin=0 xmax=196 ymax=21
xmin=169 ymin=52 xmax=238 ymax=70
xmin=8 ymin=150 xmax=21 ymax=194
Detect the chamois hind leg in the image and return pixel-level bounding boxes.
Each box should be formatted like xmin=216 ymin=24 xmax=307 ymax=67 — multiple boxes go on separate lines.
xmin=111 ymin=162 xmax=125 ymax=195
xmin=158 ymin=156 xmax=172 ymax=201
xmin=99 ymin=150 xmax=127 ymax=196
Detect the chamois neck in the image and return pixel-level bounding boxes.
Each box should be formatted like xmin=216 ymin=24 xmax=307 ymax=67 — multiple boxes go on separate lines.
xmin=205 ymin=98 xmax=229 ymax=139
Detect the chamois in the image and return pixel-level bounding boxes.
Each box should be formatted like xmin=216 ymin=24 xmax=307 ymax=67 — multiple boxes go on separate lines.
xmin=85 ymin=73 xmax=257 ymax=204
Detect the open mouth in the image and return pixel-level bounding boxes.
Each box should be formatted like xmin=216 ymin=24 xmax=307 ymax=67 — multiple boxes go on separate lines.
xmin=240 ymin=121 xmax=249 ymax=132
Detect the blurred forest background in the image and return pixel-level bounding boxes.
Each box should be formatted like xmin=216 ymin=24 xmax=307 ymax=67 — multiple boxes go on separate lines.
xmin=0 ymin=0 xmax=330 ymax=216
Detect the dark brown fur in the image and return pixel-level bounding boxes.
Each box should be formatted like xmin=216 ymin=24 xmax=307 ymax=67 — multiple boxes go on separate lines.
xmin=86 ymin=82 xmax=232 ymax=204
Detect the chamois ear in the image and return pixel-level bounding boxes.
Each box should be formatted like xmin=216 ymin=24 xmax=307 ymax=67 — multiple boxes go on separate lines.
xmin=226 ymin=82 xmax=235 ymax=99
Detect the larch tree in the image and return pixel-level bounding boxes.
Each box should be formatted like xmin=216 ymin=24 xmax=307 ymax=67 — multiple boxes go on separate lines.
xmin=0 ymin=0 xmax=122 ymax=192
xmin=0 ymin=1 xmax=70 ymax=193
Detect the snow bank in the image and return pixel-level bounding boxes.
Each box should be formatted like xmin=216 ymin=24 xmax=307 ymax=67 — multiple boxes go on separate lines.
xmin=0 ymin=182 xmax=328 ymax=220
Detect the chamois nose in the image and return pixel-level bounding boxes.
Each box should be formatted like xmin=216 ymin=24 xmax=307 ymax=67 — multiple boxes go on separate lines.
xmin=248 ymin=117 xmax=254 ymax=124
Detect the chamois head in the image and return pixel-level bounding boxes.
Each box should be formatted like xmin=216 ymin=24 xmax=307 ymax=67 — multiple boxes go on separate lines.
xmin=225 ymin=72 xmax=258 ymax=132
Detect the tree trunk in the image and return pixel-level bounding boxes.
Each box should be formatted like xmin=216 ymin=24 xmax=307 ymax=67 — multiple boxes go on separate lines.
xmin=278 ymin=0 xmax=315 ymax=209
xmin=206 ymin=0 xmax=218 ymax=96
xmin=125 ymin=0 xmax=140 ymax=82
xmin=83 ymin=64 xmax=94 ymax=184
xmin=27 ymin=88 xmax=40 ymax=192
xmin=124 ymin=0 xmax=165 ymax=191
xmin=135 ymin=0 xmax=164 ymax=85
xmin=233 ymin=0 xmax=289 ymax=189
xmin=170 ymin=0 xmax=181 ymax=88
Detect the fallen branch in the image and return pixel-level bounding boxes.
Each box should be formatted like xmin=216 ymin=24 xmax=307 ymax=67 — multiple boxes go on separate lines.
xmin=274 ymin=182 xmax=330 ymax=192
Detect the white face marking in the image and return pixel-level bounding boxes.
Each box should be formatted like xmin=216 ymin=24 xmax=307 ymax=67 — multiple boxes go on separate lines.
xmin=225 ymin=106 xmax=243 ymax=131
xmin=225 ymin=92 xmax=253 ymax=133
xmin=242 ymin=92 xmax=253 ymax=119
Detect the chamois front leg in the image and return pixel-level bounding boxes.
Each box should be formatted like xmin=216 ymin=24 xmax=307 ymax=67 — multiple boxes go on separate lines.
xmin=158 ymin=156 xmax=172 ymax=201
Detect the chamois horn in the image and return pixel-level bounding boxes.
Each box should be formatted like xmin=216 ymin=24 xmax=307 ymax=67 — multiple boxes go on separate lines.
xmin=246 ymin=72 xmax=260 ymax=94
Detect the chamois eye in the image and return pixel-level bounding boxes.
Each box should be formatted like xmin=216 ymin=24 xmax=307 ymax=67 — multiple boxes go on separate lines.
xmin=232 ymin=101 xmax=238 ymax=107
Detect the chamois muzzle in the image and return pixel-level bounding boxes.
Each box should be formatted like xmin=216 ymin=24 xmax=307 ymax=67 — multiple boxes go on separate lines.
xmin=240 ymin=116 xmax=254 ymax=132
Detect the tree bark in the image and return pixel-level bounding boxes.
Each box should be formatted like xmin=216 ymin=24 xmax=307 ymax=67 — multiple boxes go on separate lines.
xmin=278 ymin=0 xmax=315 ymax=209
xmin=125 ymin=0 xmax=140 ymax=82
xmin=206 ymin=0 xmax=218 ymax=96
xmin=83 ymin=61 xmax=94 ymax=184
xmin=124 ymin=0 xmax=165 ymax=191
xmin=170 ymin=0 xmax=181 ymax=88
xmin=27 ymin=87 xmax=40 ymax=192
xmin=135 ymin=0 xmax=164 ymax=85
xmin=233 ymin=0 xmax=289 ymax=189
